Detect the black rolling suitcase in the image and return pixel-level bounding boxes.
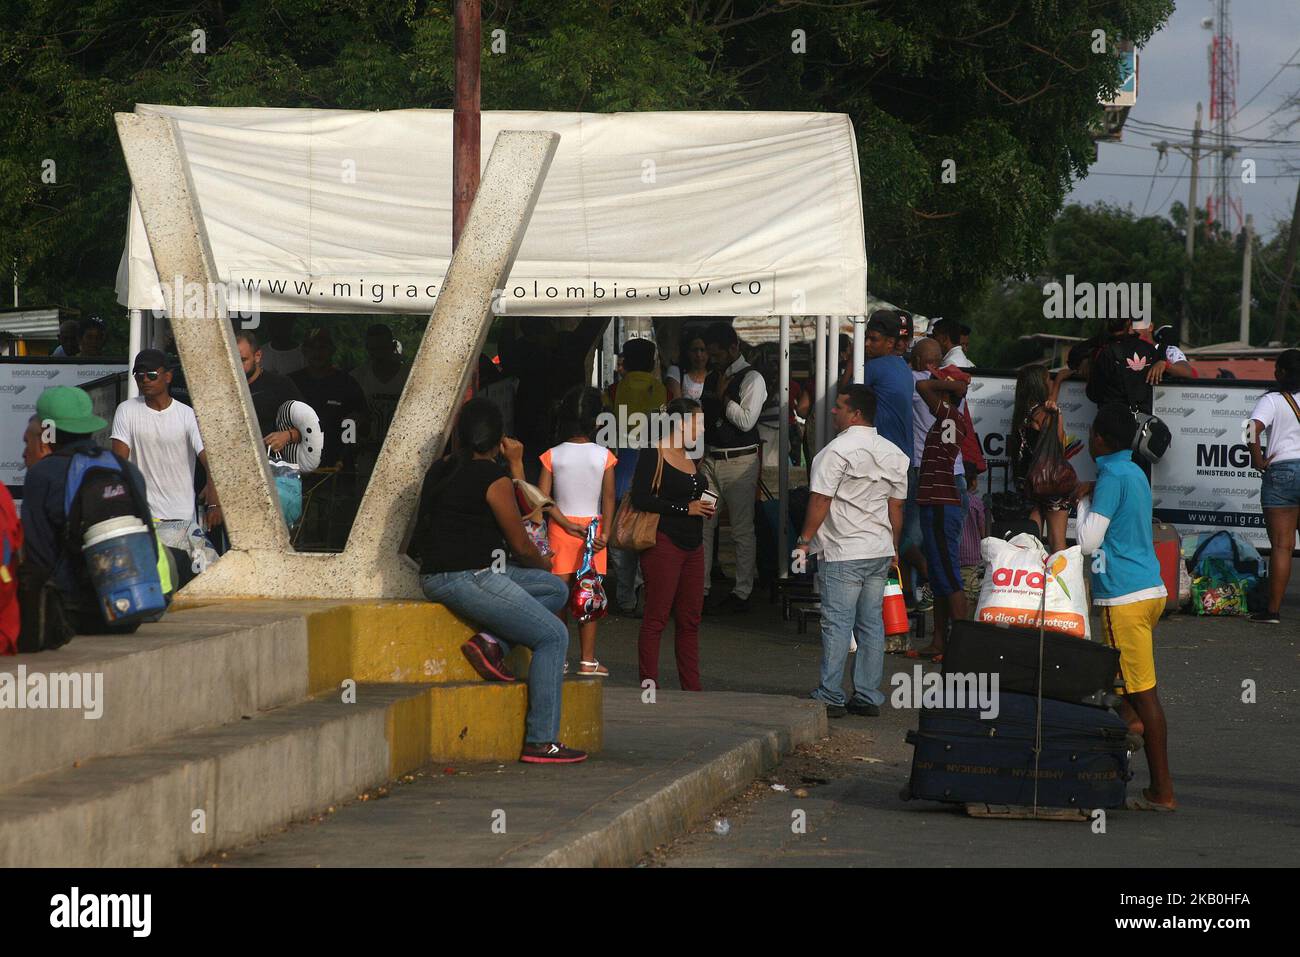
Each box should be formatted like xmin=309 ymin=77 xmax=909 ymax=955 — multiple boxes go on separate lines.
xmin=904 ymin=691 xmax=1132 ymax=808
xmin=943 ymin=618 xmax=1121 ymax=706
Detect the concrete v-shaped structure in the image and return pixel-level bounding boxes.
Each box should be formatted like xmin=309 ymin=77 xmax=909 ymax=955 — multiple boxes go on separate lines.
xmin=114 ymin=113 xmax=559 ymax=599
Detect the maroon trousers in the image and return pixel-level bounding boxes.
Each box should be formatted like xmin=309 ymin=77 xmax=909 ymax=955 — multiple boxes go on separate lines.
xmin=637 ymin=531 xmax=704 ymax=691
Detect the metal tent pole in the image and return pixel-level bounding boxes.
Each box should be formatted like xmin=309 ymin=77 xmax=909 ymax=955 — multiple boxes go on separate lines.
xmin=813 ymin=314 xmax=827 ymax=456
xmin=778 ymin=314 xmax=790 ymax=580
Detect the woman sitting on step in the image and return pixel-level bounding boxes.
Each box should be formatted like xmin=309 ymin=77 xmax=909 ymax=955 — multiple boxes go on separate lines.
xmin=415 ymin=397 xmax=586 ymax=765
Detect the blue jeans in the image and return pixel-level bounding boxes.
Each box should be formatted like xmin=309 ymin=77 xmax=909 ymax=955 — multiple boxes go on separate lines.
xmin=420 ymin=565 xmax=569 ymax=745
xmin=1261 ymin=459 xmax=1300 ymax=508
xmin=811 ymin=555 xmax=892 ymax=708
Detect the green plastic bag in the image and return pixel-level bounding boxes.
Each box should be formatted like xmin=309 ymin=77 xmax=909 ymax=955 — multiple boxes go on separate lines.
xmin=1191 ymin=560 xmax=1248 ymax=617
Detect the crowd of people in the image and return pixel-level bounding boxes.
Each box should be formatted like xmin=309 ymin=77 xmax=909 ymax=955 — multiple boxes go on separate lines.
xmin=4 ymin=310 xmax=1298 ymax=782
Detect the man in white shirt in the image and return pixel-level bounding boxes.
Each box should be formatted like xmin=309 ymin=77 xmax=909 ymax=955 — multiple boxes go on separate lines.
xmin=795 ymin=385 xmax=908 ymax=717
xmin=931 ymin=318 xmax=974 ymax=369
xmin=700 ymin=322 xmax=768 ymax=613
xmin=111 ymin=349 xmax=219 ymax=561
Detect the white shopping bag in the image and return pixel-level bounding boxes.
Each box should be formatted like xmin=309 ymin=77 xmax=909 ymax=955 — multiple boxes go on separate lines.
xmin=975 ymin=534 xmax=1091 ymax=639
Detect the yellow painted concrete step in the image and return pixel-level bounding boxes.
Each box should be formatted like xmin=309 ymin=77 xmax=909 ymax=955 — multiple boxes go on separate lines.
xmin=307 ymin=602 xmax=541 ymax=692
xmin=384 ymin=679 xmax=603 ymax=770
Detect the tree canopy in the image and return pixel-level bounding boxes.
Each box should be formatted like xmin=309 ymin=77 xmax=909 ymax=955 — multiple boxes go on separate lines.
xmin=964 ymin=200 xmax=1296 ymax=368
xmin=3 ymin=0 xmax=1175 ymax=342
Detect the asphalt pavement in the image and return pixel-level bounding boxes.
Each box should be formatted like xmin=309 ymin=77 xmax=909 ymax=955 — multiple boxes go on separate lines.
xmin=605 ymin=570 xmax=1299 ymax=867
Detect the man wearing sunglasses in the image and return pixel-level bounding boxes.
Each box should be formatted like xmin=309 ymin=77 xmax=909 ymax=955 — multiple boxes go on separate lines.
xmin=110 ymin=350 xmax=221 ymax=562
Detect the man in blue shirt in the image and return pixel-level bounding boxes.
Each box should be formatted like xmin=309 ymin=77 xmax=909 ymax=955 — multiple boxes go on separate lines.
xmin=862 ymin=310 xmax=914 ymax=457
xmin=1074 ymin=402 xmax=1174 ymax=811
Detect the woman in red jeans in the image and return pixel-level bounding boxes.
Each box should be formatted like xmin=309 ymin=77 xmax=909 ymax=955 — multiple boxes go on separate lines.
xmin=632 ymin=397 xmax=714 ymax=690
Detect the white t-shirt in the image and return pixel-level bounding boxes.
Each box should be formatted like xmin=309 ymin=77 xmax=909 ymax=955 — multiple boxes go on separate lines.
xmin=110 ymin=396 xmax=204 ymax=521
xmin=539 ymin=442 xmax=616 ymax=517
xmin=353 ymin=361 xmax=411 ymax=440
xmin=808 ymin=425 xmax=909 ymax=562
xmin=1250 ymin=390 xmax=1300 ymax=465
xmin=942 ymin=345 xmax=974 ymax=369
xmin=665 ymin=365 xmax=706 ymax=400
xmin=261 ymin=343 xmax=306 ymax=376
xmin=910 ymin=370 xmax=965 ymax=473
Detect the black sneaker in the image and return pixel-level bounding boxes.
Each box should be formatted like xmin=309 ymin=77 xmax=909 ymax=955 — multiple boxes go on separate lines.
xmin=519 ymin=742 xmax=589 ymax=764
xmin=713 ymin=593 xmax=750 ymax=614
xmin=811 ymin=696 xmax=847 ymax=718
xmin=1248 ymin=610 xmax=1281 ymax=624
xmin=461 ymin=634 xmax=516 ymax=682
xmin=847 ymin=700 xmax=881 ymax=717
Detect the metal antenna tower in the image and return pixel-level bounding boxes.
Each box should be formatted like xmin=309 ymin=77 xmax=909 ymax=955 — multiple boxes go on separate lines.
xmin=1204 ymin=0 xmax=1242 ymax=233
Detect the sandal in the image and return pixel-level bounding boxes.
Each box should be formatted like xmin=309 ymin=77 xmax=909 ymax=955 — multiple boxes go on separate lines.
xmin=1125 ymin=789 xmax=1176 ymax=812
xmin=576 ymin=660 xmax=609 ymax=677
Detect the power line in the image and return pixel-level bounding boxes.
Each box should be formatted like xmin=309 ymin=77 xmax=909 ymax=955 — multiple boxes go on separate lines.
xmin=1230 ymin=43 xmax=1300 ymax=120
xmin=1085 ymin=171 xmax=1296 ymax=179
xmin=1153 ymin=155 xmax=1190 ymax=212
xmin=1126 ymin=117 xmax=1300 ymax=145
xmin=1140 ymin=151 xmax=1167 ymax=215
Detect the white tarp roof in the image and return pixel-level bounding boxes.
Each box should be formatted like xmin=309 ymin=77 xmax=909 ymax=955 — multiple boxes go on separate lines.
xmin=116 ymin=105 xmax=867 ymax=318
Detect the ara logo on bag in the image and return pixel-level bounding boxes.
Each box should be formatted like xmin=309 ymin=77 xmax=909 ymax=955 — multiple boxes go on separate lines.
xmin=990 ymin=554 xmax=1073 ymax=599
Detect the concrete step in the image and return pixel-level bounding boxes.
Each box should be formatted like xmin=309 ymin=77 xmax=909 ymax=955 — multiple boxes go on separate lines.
xmin=0 ymin=678 xmax=602 ymax=867
xmin=0 ymin=601 xmax=313 ymax=790
xmin=1 ymin=599 xmax=592 ymax=789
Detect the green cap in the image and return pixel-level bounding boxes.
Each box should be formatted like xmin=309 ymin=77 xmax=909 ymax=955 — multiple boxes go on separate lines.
xmin=35 ymin=386 xmax=107 ymax=436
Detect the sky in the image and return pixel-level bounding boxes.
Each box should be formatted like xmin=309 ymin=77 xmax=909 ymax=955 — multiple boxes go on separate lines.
xmin=1065 ymin=0 xmax=1300 ymax=241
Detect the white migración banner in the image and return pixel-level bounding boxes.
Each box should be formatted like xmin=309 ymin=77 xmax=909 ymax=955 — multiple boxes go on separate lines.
xmin=116 ymin=106 xmax=867 ymax=319
xmin=1 ymin=361 xmax=127 ymax=490
xmin=965 ymin=373 xmax=1272 ymax=549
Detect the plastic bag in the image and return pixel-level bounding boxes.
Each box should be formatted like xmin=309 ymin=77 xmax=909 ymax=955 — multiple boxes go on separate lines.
xmin=567 ymin=519 xmax=608 ymax=623
xmin=976 ymin=534 xmax=1091 ymax=639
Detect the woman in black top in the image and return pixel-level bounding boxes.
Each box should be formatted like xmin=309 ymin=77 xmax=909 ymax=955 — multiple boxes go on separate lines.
xmin=415 ymin=398 xmax=585 ymax=765
xmin=633 ymin=398 xmax=714 ymax=690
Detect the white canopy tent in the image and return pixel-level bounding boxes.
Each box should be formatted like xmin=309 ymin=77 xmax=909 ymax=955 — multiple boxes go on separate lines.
xmin=115 ymin=104 xmax=871 ymax=583
xmin=116 ymin=105 xmax=866 ymax=318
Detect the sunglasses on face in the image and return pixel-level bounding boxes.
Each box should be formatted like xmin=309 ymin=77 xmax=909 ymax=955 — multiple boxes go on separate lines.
xmin=133 ymin=370 xmax=162 ymax=381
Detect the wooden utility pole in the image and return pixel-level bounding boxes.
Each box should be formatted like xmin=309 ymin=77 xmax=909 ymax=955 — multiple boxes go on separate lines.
xmin=1239 ymin=213 xmax=1253 ymax=345
xmin=1155 ymin=103 xmax=1238 ymax=346
xmin=452 ymin=0 xmax=481 ymax=401
xmin=452 ymin=0 xmax=481 ymax=252
xmin=1272 ymin=180 xmax=1300 ymax=346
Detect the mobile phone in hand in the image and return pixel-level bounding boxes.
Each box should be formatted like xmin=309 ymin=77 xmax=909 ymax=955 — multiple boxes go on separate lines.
xmin=700 ymin=489 xmax=719 ymax=509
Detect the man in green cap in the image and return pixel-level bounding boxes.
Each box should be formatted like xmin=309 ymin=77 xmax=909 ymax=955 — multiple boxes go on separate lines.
xmin=21 ymin=386 xmax=154 ymax=635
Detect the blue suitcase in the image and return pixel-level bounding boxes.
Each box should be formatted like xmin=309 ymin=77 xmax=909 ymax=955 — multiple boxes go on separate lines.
xmin=903 ymin=691 xmax=1132 ymax=809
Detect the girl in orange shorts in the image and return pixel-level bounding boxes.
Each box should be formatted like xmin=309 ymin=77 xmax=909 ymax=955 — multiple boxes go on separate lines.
xmin=539 ymin=387 xmax=617 ymax=677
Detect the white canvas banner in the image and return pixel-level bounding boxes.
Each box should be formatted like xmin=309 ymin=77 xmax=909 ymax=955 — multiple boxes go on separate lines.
xmin=116 ymin=105 xmax=867 ymax=318
xmin=1 ymin=361 xmax=127 ymax=490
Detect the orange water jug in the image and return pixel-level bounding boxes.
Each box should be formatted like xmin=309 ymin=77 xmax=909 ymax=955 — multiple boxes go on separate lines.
xmin=882 ymin=564 xmax=910 ymax=636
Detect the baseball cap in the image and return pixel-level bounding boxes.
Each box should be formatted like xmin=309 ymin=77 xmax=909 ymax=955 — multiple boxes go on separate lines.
xmin=132 ymin=348 xmax=169 ymax=373
xmin=35 ymin=386 xmax=107 ymax=435
xmin=866 ymin=310 xmax=902 ymax=339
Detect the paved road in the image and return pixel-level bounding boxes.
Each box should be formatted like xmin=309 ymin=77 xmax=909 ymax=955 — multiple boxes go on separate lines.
xmin=596 ymin=573 xmax=1300 ymax=867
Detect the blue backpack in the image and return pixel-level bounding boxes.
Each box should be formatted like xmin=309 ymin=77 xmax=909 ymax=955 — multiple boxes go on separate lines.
xmin=62 ymin=448 xmax=167 ymax=625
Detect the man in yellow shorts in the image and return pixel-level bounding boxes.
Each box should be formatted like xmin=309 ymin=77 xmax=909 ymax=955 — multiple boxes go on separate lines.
xmin=1074 ymin=402 xmax=1175 ymax=811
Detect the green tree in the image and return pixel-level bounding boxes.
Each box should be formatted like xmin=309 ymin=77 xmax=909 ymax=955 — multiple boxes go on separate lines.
xmin=3 ymin=0 xmax=1175 ymax=338
xmin=966 ymin=201 xmax=1292 ymax=368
